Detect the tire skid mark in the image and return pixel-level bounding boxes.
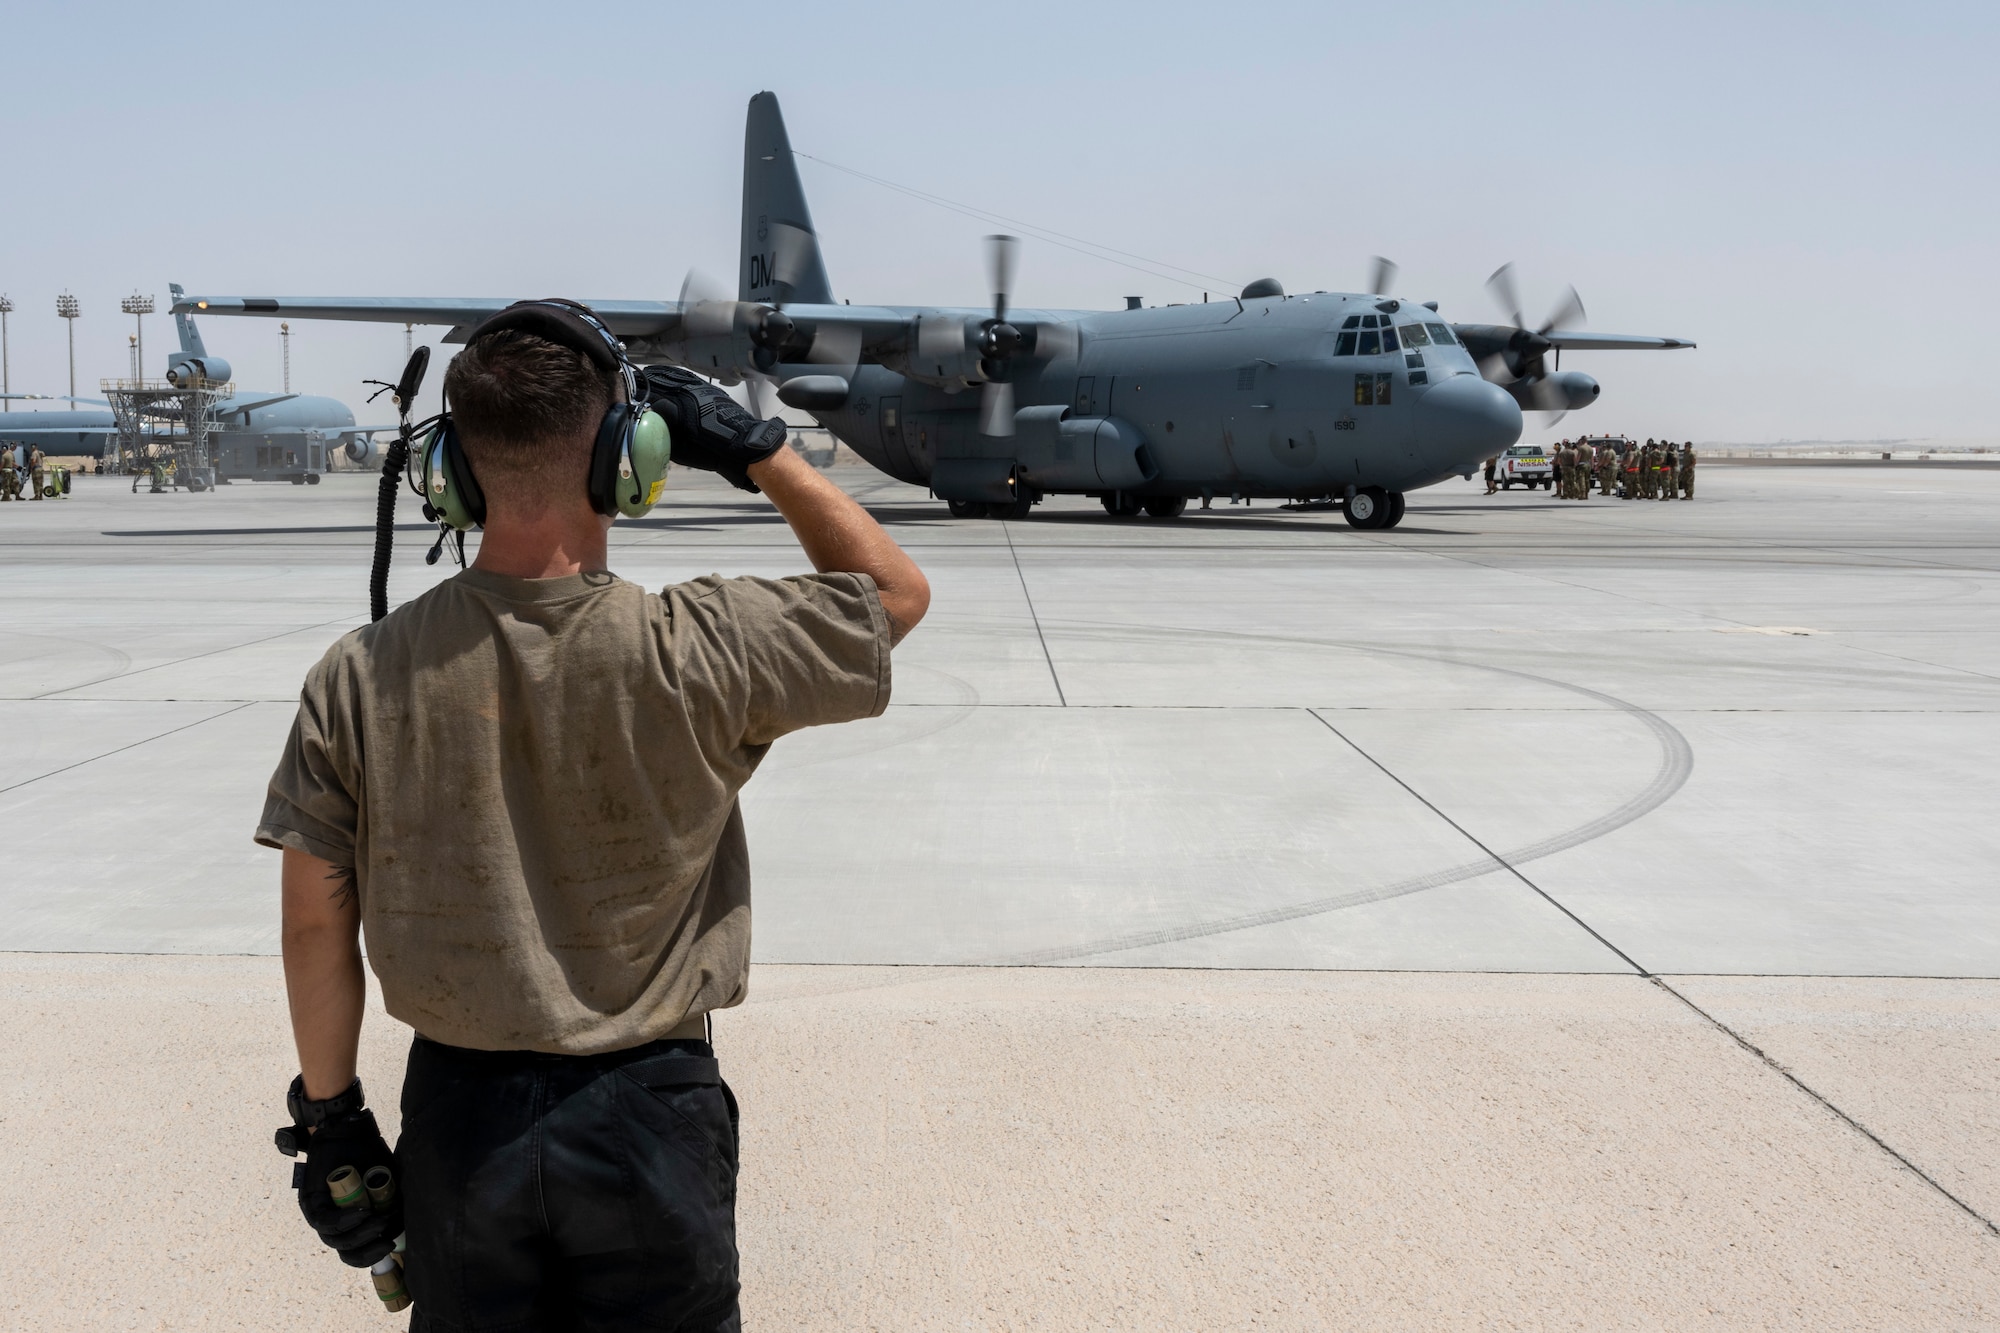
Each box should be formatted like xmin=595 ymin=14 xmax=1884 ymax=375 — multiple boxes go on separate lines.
xmin=991 ymin=635 xmax=1693 ymax=965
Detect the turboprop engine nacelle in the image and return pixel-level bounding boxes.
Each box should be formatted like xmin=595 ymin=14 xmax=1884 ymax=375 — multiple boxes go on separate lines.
xmin=165 ymin=354 xmax=232 ymax=386
xmin=1549 ymin=371 xmax=1600 ymax=410
xmin=1504 ymin=370 xmax=1599 ymax=413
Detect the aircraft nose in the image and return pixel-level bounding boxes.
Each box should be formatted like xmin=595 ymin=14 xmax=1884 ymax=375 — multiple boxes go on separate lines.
xmin=1417 ymin=373 xmax=1521 ymax=463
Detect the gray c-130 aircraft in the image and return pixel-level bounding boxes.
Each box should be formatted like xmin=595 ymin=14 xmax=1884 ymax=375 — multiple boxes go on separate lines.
xmin=178 ymin=92 xmax=1692 ymax=528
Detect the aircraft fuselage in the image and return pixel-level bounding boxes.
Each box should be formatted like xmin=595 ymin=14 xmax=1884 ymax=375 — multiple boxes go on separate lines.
xmin=772 ymin=294 xmax=1522 ymax=500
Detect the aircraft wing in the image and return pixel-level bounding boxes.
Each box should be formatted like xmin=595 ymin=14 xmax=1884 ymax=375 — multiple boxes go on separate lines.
xmin=176 ymin=294 xmax=684 ymax=340
xmin=174 ymin=293 xmax=1091 ymax=379
xmin=1544 ymin=330 xmax=1695 ymax=351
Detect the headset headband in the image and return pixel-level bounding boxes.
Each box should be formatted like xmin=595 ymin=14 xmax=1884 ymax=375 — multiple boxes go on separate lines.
xmin=463 ymin=299 xmax=637 ymax=402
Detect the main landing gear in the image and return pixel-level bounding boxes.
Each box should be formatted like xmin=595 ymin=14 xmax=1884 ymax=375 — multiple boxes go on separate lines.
xmin=947 ymin=493 xmax=1034 ymax=520
xmin=1100 ymin=492 xmax=1187 ymax=518
xmin=1343 ymin=486 xmax=1406 ymax=530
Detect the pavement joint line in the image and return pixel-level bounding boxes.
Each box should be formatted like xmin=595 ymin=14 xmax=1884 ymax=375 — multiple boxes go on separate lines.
xmin=1310 ymin=705 xmax=2000 ymax=1240
xmin=1304 ymin=710 xmax=1648 ymax=975
xmin=1001 ymin=520 xmax=1067 ymax=707
xmin=4 ymin=950 xmax=1992 ymax=983
xmin=1823 ymin=638 xmax=2000 ymax=686
xmin=0 ymin=700 xmax=258 ymax=797
xmin=987 ymin=677 xmax=1691 ymax=966
xmin=1645 ymin=974 xmax=2000 ymax=1239
xmin=29 ymin=614 xmax=356 ymax=700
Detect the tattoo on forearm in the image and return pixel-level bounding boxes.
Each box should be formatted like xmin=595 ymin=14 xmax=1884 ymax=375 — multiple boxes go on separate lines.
xmin=327 ymin=864 xmax=358 ymax=909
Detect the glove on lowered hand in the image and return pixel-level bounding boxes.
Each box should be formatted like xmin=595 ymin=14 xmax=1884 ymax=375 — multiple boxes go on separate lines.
xmin=295 ymin=1109 xmax=401 ymax=1268
xmin=642 ymin=365 xmax=789 ymax=492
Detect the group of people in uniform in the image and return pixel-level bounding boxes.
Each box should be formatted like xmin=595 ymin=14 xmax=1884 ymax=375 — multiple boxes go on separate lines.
xmin=0 ymin=443 xmax=50 ymax=501
xmin=1487 ymin=438 xmax=1696 ymax=501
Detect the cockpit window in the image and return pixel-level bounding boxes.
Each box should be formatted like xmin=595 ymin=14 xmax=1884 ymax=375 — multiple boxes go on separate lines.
xmin=1335 ymin=331 xmax=1357 ymax=356
xmin=1357 ymin=330 xmax=1381 ymax=356
xmin=1380 ymin=326 xmax=1400 ymax=352
xmin=1361 ymin=314 xmax=1381 ymax=328
xmin=1399 ymin=323 xmax=1431 ymax=347
xmin=1340 ymin=315 xmax=1361 ymax=330
xmin=1426 ymin=323 xmax=1456 ymax=345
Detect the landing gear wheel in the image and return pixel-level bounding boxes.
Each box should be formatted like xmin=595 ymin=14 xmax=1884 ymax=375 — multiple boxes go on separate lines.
xmin=1142 ymin=496 xmax=1187 ymax=518
xmin=989 ymin=491 xmax=1033 ymax=520
xmin=306 ymin=472 xmax=321 ymax=485
xmin=1382 ymin=492 xmax=1406 ymax=528
xmin=1101 ymin=492 xmax=1141 ymax=517
xmin=946 ymin=498 xmax=984 ymax=518
xmin=1343 ymin=486 xmax=1390 ymax=530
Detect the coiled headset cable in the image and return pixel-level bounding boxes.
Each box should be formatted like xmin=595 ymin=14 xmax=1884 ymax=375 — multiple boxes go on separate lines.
xmin=361 ymin=346 xmax=432 ymax=623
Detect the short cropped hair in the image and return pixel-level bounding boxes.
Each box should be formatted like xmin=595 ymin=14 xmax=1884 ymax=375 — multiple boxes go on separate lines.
xmin=443 ymin=330 xmax=617 ymax=511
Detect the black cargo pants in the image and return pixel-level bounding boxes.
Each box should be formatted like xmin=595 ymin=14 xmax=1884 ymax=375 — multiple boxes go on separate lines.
xmin=397 ymin=1035 xmax=740 ymax=1332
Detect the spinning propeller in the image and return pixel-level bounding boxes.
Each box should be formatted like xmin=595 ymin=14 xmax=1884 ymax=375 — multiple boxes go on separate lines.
xmin=1482 ymin=262 xmax=1587 ymax=426
xmin=977 ymin=234 xmax=1022 ymax=436
xmin=970 ymin=234 xmax=1079 ymax=437
xmin=676 ymin=223 xmax=856 ymax=419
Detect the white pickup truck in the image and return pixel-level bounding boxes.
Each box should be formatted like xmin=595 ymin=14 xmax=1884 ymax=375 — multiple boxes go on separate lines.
xmin=1495 ymin=445 xmax=1555 ymax=489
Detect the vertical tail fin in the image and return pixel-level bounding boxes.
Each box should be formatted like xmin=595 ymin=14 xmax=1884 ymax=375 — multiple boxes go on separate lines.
xmin=741 ymin=92 xmax=834 ymax=306
xmin=167 ymin=283 xmax=208 ymax=358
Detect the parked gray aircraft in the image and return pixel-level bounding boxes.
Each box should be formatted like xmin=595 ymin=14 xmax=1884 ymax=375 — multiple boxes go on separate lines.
xmin=0 ymin=287 xmax=390 ymax=482
xmin=177 ymin=92 xmax=1692 ymax=527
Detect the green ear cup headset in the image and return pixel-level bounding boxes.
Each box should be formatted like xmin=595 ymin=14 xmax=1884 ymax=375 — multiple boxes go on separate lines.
xmin=417 ymin=298 xmax=671 ymax=533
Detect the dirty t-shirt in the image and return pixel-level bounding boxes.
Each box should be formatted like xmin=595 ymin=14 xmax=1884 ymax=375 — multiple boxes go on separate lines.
xmin=254 ymin=567 xmax=890 ymax=1054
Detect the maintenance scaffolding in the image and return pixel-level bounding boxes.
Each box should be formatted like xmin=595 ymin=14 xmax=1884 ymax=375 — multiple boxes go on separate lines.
xmin=100 ymin=377 xmax=232 ymax=490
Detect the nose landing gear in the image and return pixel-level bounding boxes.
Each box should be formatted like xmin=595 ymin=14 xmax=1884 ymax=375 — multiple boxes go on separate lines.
xmin=1343 ymin=487 xmax=1406 ymax=530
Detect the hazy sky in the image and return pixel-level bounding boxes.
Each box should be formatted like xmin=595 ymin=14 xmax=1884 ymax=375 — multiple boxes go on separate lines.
xmin=3 ymin=1 xmax=1993 ymax=442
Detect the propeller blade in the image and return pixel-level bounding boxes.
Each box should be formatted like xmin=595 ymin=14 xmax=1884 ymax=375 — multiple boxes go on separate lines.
xmin=985 ymin=234 xmax=1019 ymax=324
xmin=1529 ymin=377 xmax=1566 ymax=410
xmin=767 ymin=223 xmax=814 ymax=306
xmin=916 ymin=313 xmax=967 ymax=367
xmin=1478 ymin=352 xmax=1518 ymax=385
xmin=743 ymin=372 xmax=776 ymax=420
xmin=1025 ymin=319 xmax=1080 ymax=362
xmin=978 ymin=379 xmax=1015 ymax=437
xmin=1540 ymin=285 xmax=1586 ymax=336
xmin=1367 ymin=256 xmax=1398 ymax=296
xmin=805 ymin=322 xmax=862 ymax=376
xmin=1486 ymin=262 xmax=1526 ymax=331
xmin=678 ymin=269 xmax=739 ymax=339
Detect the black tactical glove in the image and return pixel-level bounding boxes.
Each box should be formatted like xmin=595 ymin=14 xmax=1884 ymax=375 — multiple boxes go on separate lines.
xmin=642 ymin=364 xmax=789 ymax=492
xmin=290 ymin=1108 xmax=402 ymax=1268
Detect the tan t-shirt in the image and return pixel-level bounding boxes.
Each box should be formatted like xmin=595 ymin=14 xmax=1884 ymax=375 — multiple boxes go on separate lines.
xmin=255 ymin=566 xmax=890 ymax=1054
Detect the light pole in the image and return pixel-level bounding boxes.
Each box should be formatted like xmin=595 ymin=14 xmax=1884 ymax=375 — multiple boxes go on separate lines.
xmin=129 ymin=335 xmax=139 ymax=380
xmin=121 ymin=292 xmax=155 ymax=382
xmin=404 ymin=322 xmax=413 ymax=360
xmin=281 ymin=321 xmax=291 ymax=392
xmin=0 ymin=295 xmax=13 ymax=400
xmin=56 ymin=293 xmax=80 ymax=403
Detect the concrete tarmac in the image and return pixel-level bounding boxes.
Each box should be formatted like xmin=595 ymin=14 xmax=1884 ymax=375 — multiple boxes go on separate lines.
xmin=2 ymin=465 xmax=1996 ymax=1327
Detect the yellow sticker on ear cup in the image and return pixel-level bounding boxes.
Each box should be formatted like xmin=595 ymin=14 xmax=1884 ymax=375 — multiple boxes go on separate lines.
xmin=645 ymin=478 xmax=666 ymax=504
